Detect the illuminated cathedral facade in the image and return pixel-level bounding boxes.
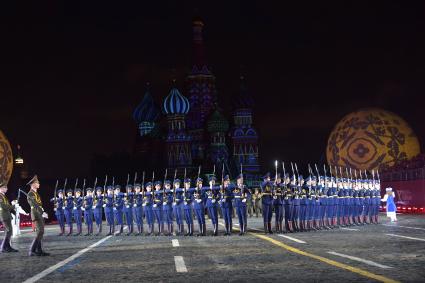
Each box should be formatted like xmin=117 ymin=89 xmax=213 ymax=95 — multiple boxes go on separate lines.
xmin=132 ymin=17 xmax=260 ymax=184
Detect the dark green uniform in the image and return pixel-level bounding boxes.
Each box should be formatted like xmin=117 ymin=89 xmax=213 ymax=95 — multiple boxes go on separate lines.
xmin=0 ymin=192 xmax=16 ymax=252
xmin=27 ymin=188 xmax=49 ymax=256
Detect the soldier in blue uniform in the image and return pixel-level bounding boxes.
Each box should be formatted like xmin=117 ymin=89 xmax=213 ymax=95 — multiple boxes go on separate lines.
xmin=220 ymin=175 xmax=234 ymax=236
xmin=325 ymin=177 xmax=334 ymax=229
xmin=133 ymin=183 xmax=144 ymax=235
xmin=308 ymin=177 xmax=317 ymax=230
xmin=272 ymin=174 xmax=284 ymax=234
xmin=206 ymin=176 xmax=220 ymax=236
xmin=300 ymin=176 xmax=310 ymax=232
xmin=73 ymin=188 xmax=83 ymax=236
xmin=283 ymin=174 xmax=294 ymax=232
xmin=291 ymin=175 xmax=301 ymax=232
xmin=163 ymin=180 xmax=174 ymax=236
xmin=260 ymin=173 xmax=274 ymax=234
xmin=173 ymin=179 xmax=184 ymax=236
xmin=124 ymin=185 xmax=134 ymax=235
xmin=103 ymin=186 xmax=115 ymax=235
xmin=93 ymin=187 xmax=104 ymax=235
xmin=143 ymin=182 xmax=154 ymax=235
xmin=193 ymin=177 xmax=206 ymax=236
xmin=114 ymin=185 xmax=124 ymax=235
xmin=234 ymin=174 xmax=249 ymax=235
xmin=50 ymin=189 xmax=65 ymax=236
xmin=153 ymin=181 xmax=164 ymax=235
xmin=64 ymin=189 xmax=74 ymax=236
xmin=183 ymin=178 xmax=195 ymax=236
xmin=83 ymin=188 xmax=94 ymax=236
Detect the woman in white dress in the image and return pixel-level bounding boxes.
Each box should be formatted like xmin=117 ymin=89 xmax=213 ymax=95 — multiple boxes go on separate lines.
xmin=381 ymin=188 xmax=397 ymax=222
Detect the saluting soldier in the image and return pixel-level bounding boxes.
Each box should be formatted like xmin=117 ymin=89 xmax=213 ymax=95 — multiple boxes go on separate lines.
xmin=0 ymin=182 xmax=18 ymax=253
xmin=27 ymin=175 xmax=49 ymax=256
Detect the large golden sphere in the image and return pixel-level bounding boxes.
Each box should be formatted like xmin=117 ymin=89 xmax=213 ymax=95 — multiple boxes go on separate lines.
xmin=326 ymin=108 xmax=420 ymax=171
xmin=0 ymin=130 xmax=13 ymax=185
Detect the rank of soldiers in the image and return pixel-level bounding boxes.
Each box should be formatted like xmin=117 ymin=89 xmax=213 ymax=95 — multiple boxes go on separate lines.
xmin=48 ymin=162 xmax=381 ymax=238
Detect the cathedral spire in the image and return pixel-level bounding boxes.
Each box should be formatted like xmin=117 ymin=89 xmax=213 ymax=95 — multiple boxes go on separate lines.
xmin=192 ymin=15 xmax=206 ymax=68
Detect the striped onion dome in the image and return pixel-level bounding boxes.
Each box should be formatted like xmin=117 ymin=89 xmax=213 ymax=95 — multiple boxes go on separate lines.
xmin=163 ymin=87 xmax=190 ymax=115
xmin=133 ymin=88 xmax=160 ymax=123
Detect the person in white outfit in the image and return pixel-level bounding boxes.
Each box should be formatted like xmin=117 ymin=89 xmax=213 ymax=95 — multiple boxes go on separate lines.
xmin=381 ymin=188 xmax=397 ymax=222
xmin=11 ymin=200 xmax=29 ymax=237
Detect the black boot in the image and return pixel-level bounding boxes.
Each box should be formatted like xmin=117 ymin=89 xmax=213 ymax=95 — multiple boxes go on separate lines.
xmin=264 ymin=223 xmax=268 ymax=234
xmin=213 ymin=223 xmax=218 ymax=236
xmin=37 ymin=241 xmax=50 ymax=256
xmin=202 ymin=223 xmax=206 ymax=236
xmin=268 ymin=222 xmax=273 ymax=234
xmin=239 ymin=224 xmax=244 ymax=236
xmin=28 ymin=239 xmax=40 ymax=256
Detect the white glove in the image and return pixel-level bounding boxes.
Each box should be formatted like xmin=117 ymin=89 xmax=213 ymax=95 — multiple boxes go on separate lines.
xmin=102 ymin=204 xmax=106 ymax=208
xmin=133 ymin=204 xmax=137 ymax=207
xmin=126 ymin=205 xmax=130 ymax=209
xmin=82 ymin=208 xmax=85 ymax=211
xmin=184 ymin=202 xmax=187 ymax=205
xmin=212 ymin=199 xmax=216 ymax=204
xmin=113 ymin=208 xmax=117 ymax=211
xmin=163 ymin=202 xmax=167 ymax=206
xmin=142 ymin=203 xmax=146 ymax=207
xmin=62 ymin=207 xmax=65 ymax=210
xmin=196 ymin=199 xmax=202 ymax=203
xmin=54 ymin=208 xmax=57 ymax=212
xmin=73 ymin=207 xmax=77 ymax=210
xmin=11 ymin=200 xmax=17 ymax=205
xmin=153 ymin=204 xmax=157 ymax=208
xmin=42 ymin=212 xmax=48 ymax=219
xmin=242 ymin=199 xmax=247 ymax=203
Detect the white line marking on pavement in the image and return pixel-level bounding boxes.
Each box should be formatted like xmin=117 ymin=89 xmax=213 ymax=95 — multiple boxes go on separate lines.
xmin=383 ymin=224 xmax=425 ymax=231
xmin=278 ymin=234 xmax=306 ymax=244
xmin=172 ymin=239 xmax=180 ymax=247
xmin=327 ymin=251 xmax=393 ymax=269
xmin=174 ymin=256 xmax=188 ymax=273
xmin=22 ymin=235 xmax=113 ymax=283
xmin=340 ymin=227 xmax=360 ymax=231
xmin=386 ymin=234 xmax=425 ymax=242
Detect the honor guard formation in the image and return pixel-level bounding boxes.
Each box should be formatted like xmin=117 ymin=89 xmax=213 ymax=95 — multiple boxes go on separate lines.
xmin=1 ymin=162 xmax=382 ymax=256
xmin=46 ymin=162 xmax=381 ymax=238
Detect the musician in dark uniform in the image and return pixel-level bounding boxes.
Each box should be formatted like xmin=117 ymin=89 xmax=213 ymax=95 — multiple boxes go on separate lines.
xmin=27 ymin=175 xmax=50 ymax=256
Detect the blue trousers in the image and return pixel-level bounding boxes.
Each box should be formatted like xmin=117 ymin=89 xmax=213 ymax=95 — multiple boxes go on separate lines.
xmin=55 ymin=211 xmax=65 ymax=228
xmin=104 ymin=208 xmax=114 ymax=226
xmin=144 ymin=206 xmax=154 ymax=225
xmin=163 ymin=206 xmax=173 ymax=224
xmin=293 ymin=205 xmax=300 ymax=222
xmin=133 ymin=206 xmax=143 ymax=225
xmin=93 ymin=208 xmax=103 ymax=225
xmin=262 ymin=203 xmax=273 ymax=223
xmin=300 ymin=205 xmax=306 ymax=222
xmin=184 ymin=208 xmax=193 ymax=225
xmin=173 ymin=204 xmax=183 ymax=225
xmin=274 ymin=204 xmax=284 ymax=222
xmin=236 ymin=205 xmax=247 ymax=226
xmin=73 ymin=209 xmax=82 ymax=225
xmin=64 ymin=209 xmax=73 ymax=226
xmin=124 ymin=208 xmax=133 ymax=226
xmin=194 ymin=204 xmax=205 ymax=225
xmin=153 ymin=207 xmax=163 ymax=224
xmin=207 ymin=205 xmax=218 ymax=225
xmin=114 ymin=209 xmax=123 ymax=225
xmin=84 ymin=209 xmax=93 ymax=225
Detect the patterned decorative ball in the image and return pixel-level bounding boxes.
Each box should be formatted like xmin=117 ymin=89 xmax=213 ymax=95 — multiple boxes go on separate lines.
xmin=0 ymin=130 xmax=13 ymax=185
xmin=326 ymin=108 xmax=420 ymax=171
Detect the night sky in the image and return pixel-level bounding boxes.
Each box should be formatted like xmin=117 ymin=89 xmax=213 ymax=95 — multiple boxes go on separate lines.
xmin=1 ymin=1 xmax=424 ymax=181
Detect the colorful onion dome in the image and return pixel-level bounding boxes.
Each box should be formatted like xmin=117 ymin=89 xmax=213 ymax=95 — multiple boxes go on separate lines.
xmin=163 ymin=86 xmax=190 ymax=115
xmin=207 ymin=108 xmax=229 ymax=133
xmin=133 ymin=86 xmax=160 ymax=123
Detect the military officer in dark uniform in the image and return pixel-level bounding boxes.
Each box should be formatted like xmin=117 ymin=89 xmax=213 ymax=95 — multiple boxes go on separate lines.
xmin=114 ymin=185 xmax=124 ymax=235
xmin=27 ymin=175 xmax=49 ymax=256
xmin=73 ymin=188 xmax=83 ymax=236
xmin=206 ymin=176 xmax=220 ymax=236
xmin=234 ymin=174 xmax=249 ymax=235
xmin=0 ymin=182 xmax=18 ymax=253
xmin=103 ymin=186 xmax=115 ymax=236
xmin=133 ymin=183 xmax=144 ymax=235
xmin=83 ymin=188 xmax=94 ymax=236
xmin=93 ymin=187 xmax=104 ymax=235
xmin=64 ymin=189 xmax=74 ymax=236
xmin=193 ymin=177 xmax=206 ymax=236
xmin=124 ymin=185 xmax=134 ymax=235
